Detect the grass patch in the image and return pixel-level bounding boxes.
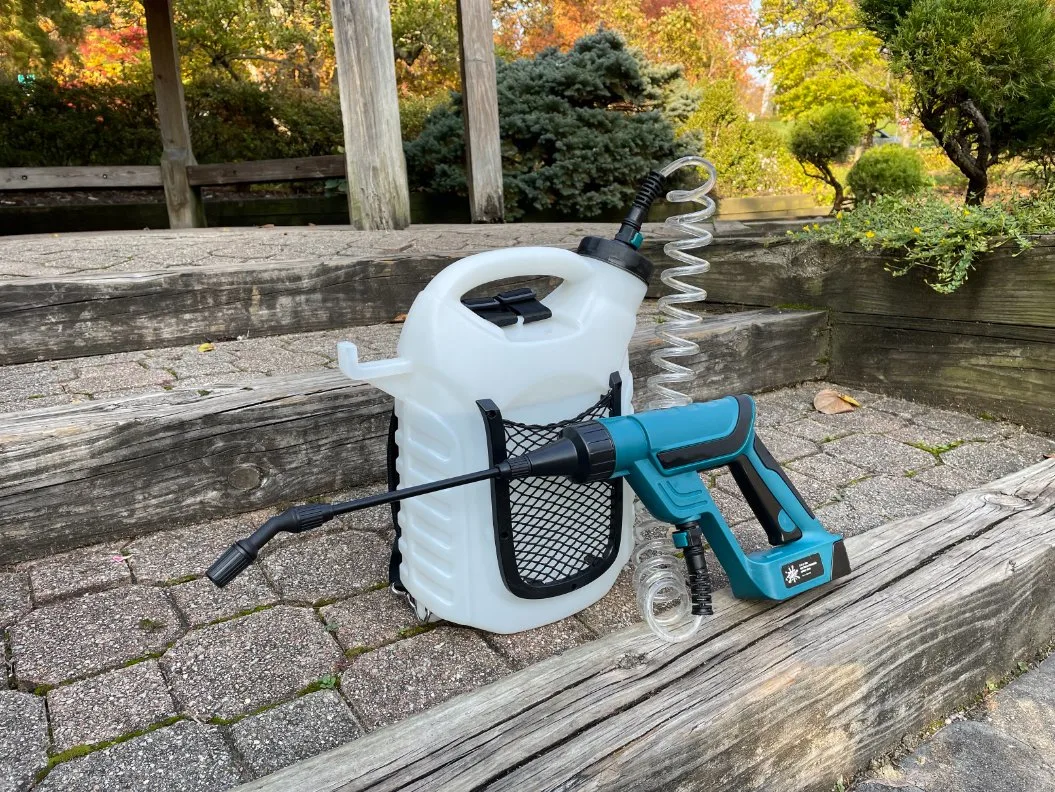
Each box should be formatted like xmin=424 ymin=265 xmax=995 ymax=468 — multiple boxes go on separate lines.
xmin=908 ymin=440 xmax=965 ymax=460
xmin=397 ymin=624 xmax=435 ymax=640
xmin=36 ymin=716 xmax=183 ymax=781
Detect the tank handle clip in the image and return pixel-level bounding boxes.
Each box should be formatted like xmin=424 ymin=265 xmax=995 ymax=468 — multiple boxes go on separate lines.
xmin=461 ymin=287 xmax=552 ymax=327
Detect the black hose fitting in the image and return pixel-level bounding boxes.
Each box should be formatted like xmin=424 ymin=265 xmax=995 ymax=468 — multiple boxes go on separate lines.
xmin=615 ymin=170 xmax=666 ymax=246
xmin=674 ymin=522 xmax=714 ymax=616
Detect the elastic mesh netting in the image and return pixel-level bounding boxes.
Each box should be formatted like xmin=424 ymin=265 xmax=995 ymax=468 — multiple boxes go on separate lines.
xmin=502 ymin=391 xmax=617 ymax=586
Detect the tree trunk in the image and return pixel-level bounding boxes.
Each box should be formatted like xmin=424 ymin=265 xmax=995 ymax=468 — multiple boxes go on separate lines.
xmin=966 ymin=174 xmax=988 ymax=205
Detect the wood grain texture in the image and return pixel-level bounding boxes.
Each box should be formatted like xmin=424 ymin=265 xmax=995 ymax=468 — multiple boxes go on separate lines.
xmin=235 ymin=460 xmax=1055 ymax=792
xmin=456 ymin=0 xmax=504 ymax=222
xmin=0 ymin=231 xmax=774 ymax=366
xmin=653 ymin=235 xmax=1055 ymax=330
xmin=0 ymin=257 xmax=555 ymax=364
xmin=830 ymin=315 xmax=1055 ymax=432
xmin=329 ymin=0 xmax=411 ymax=230
xmin=186 ymin=155 xmax=346 ymax=186
xmin=143 ymin=0 xmax=204 ymax=229
xmin=0 ymin=309 xmax=826 ymax=563
xmin=0 ymin=166 xmax=164 ymax=190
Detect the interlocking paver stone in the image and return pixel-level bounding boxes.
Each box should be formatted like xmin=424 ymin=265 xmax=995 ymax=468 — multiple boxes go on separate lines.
xmin=162 ymin=605 xmax=342 ymax=720
xmin=787 ymin=452 xmax=868 ymax=489
xmin=47 ymin=660 xmax=177 ymax=752
xmin=70 ymin=360 xmax=175 ymax=396
xmin=487 ymin=616 xmax=595 ymax=669
xmin=229 ymin=690 xmax=362 ymax=778
xmin=825 ymin=434 xmax=936 ymax=475
xmin=842 ymin=475 xmax=949 ymax=526
xmin=10 ymin=586 xmax=181 ymax=686
xmin=0 ymin=691 xmax=47 ymax=792
xmin=35 ymin=720 xmax=242 ymax=792
xmin=0 ymin=572 xmax=30 ymax=628
xmin=779 ymin=418 xmax=843 ymax=443
xmin=810 ymin=408 xmax=911 ymax=436
xmin=126 ymin=510 xmax=270 ymax=583
xmin=814 ymin=501 xmax=885 ymax=538
xmin=341 ymin=627 xmax=511 ymax=729
xmin=320 ymin=588 xmax=418 ymax=652
xmin=911 ymin=405 xmax=1010 ymax=441
xmin=25 ymin=543 xmax=130 ymax=604
xmin=260 ymin=529 xmax=389 ymax=604
xmin=784 ymin=469 xmax=839 ymax=509
xmin=708 ymin=484 xmax=755 ymax=526
xmin=756 ymin=429 xmax=818 ymax=463
xmin=859 ymin=720 xmax=1055 ymax=792
xmin=169 ymin=566 xmax=278 ymax=627
xmin=931 ymin=441 xmax=1044 ymax=489
xmin=577 ymin=566 xmax=640 ymax=636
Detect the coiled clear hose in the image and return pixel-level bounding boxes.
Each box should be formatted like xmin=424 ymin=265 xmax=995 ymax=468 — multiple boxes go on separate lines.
xmin=633 ymin=155 xmax=718 ymax=643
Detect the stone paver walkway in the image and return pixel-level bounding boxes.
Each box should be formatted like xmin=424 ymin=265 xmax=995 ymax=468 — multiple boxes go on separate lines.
xmin=0 ymin=381 xmax=1051 ymax=790
xmin=855 ymin=652 xmax=1055 ymax=792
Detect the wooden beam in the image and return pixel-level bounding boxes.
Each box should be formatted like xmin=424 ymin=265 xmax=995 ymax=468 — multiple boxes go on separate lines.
xmin=456 ymin=0 xmax=504 ymax=222
xmin=186 ymin=155 xmax=346 ymax=187
xmin=0 ymin=166 xmax=163 ymax=191
xmin=329 ymin=0 xmax=411 ymax=230
xmin=643 ymin=235 xmax=1055 ymax=330
xmin=143 ymin=0 xmax=205 ymax=229
xmin=830 ymin=314 xmax=1055 ymax=432
xmin=234 ymin=460 xmax=1055 ymax=792
xmin=0 ymin=309 xmax=828 ymax=562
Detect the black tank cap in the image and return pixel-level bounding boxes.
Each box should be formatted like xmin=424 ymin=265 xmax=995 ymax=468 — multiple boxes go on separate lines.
xmin=576 ymin=236 xmax=654 ymax=286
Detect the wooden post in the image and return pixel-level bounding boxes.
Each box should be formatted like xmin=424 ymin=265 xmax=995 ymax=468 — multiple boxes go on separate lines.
xmin=456 ymin=0 xmax=504 ymax=222
xmin=329 ymin=0 xmax=411 ymax=230
xmin=143 ymin=0 xmax=205 ymax=229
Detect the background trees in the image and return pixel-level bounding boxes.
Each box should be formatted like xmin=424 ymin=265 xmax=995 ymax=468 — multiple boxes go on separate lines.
xmin=859 ymin=0 xmax=1055 ymax=204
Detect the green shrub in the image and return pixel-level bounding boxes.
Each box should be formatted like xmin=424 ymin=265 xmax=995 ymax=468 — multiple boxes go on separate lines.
xmin=847 ymin=145 xmax=928 ymax=202
xmin=0 ymin=76 xmax=343 ymax=167
xmin=678 ymin=79 xmax=810 ymax=197
xmin=787 ymin=104 xmax=865 ymax=213
xmin=799 ymin=192 xmax=1055 ymax=293
xmin=404 ymin=31 xmax=690 ymax=220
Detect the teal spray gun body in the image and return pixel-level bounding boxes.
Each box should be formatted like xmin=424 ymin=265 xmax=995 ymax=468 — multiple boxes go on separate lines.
xmin=208 ymin=397 xmax=850 ymax=613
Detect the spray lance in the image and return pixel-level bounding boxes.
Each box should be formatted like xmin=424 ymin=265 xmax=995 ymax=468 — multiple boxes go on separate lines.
xmin=208 ymin=399 xmax=851 ymax=607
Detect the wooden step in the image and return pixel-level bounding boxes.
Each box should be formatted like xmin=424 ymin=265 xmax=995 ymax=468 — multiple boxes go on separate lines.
xmin=0 ymin=222 xmax=800 ymax=365
xmin=235 ymin=458 xmax=1055 ymax=792
xmin=0 ymin=309 xmax=828 ymax=563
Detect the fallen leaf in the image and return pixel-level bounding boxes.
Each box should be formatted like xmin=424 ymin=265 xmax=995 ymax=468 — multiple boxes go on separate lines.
xmin=260 ymin=223 xmax=276 ymax=229
xmin=198 ymin=342 xmax=215 ymax=353
xmin=390 ymin=313 xmax=408 ymax=323
xmin=814 ymin=389 xmax=856 ymax=415
xmin=1046 ymin=453 xmax=1054 ymax=459
xmin=839 ymin=394 xmax=862 ymax=407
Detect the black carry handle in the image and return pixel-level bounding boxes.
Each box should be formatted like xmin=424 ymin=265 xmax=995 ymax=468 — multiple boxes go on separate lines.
xmin=726 ymin=435 xmax=810 ymax=548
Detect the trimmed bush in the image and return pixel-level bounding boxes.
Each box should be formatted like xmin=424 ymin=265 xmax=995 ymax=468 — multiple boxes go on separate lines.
xmin=848 ymin=145 xmax=927 ymax=202
xmin=787 ymin=104 xmax=865 ymax=213
xmin=404 ymin=31 xmax=690 ymax=220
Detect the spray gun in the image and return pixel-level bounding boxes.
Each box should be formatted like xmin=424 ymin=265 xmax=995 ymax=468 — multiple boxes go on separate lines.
xmin=207 ymin=397 xmax=850 ymax=611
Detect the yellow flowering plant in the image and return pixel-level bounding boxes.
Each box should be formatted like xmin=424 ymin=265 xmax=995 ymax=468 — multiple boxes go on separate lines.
xmin=795 ymin=192 xmax=1055 ymax=293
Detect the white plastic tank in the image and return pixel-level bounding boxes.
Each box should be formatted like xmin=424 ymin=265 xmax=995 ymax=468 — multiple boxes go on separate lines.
xmin=338 ymin=245 xmax=647 ymax=632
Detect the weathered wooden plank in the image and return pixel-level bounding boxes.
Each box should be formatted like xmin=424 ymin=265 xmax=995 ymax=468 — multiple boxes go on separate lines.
xmin=186 ymin=155 xmax=346 ymax=186
xmin=456 ymin=0 xmax=504 ymax=222
xmin=143 ymin=0 xmax=205 ymax=228
xmin=0 ymin=257 xmax=556 ymax=364
xmin=0 ymin=309 xmax=827 ymax=563
xmin=714 ymin=193 xmax=827 ymax=220
xmin=0 ymin=229 xmax=763 ymax=366
xmin=0 ymin=166 xmax=164 ymax=190
xmin=830 ymin=316 xmax=1055 ymax=433
xmin=330 ymin=0 xmax=411 ymax=230
xmin=646 ymin=235 xmax=1055 ymax=330
xmin=235 ymin=460 xmax=1055 ymax=792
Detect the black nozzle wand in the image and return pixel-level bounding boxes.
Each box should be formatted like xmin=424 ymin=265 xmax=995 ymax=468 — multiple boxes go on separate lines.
xmin=206 ymin=434 xmax=594 ymax=587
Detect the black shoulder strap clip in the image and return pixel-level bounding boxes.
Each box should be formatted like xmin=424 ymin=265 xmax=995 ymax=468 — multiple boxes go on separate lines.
xmin=462 ymin=287 xmax=552 ymax=326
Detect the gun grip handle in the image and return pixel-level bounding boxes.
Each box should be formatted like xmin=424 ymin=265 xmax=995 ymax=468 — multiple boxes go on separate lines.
xmin=727 ymin=436 xmax=810 ymax=547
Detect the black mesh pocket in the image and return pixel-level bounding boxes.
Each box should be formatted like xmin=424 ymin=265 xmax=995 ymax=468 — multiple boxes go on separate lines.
xmin=478 ymin=373 xmax=624 ymax=599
